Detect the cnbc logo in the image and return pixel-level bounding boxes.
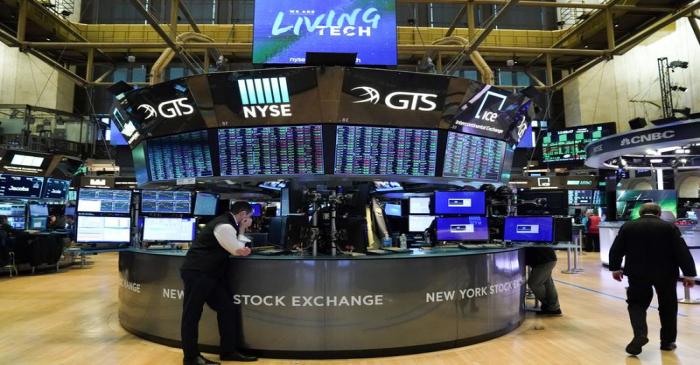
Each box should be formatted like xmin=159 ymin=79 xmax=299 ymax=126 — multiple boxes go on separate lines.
xmin=238 ymin=77 xmax=292 ymax=118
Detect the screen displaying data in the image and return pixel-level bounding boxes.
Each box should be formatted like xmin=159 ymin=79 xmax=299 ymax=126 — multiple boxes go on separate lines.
xmin=0 ymin=174 xmax=43 ymax=198
xmin=0 ymin=203 xmax=25 ymax=229
xmin=147 ymin=130 xmax=214 ymax=181
xmin=141 ymin=191 xmax=192 ymax=214
xmin=218 ymin=126 xmax=324 ymax=176
xmin=384 ymin=203 xmax=402 ymax=217
xmin=29 ymin=204 xmax=49 ymax=217
xmin=436 ymin=216 xmax=489 ymax=241
xmin=504 ymin=216 xmax=553 ymax=243
xmin=77 ymin=215 xmax=131 ymax=243
xmin=434 ymin=191 xmax=486 ymax=215
xmin=568 ymin=190 xmax=595 ymax=205
xmin=542 ymin=123 xmax=616 ymax=162
xmin=335 ymin=126 xmax=438 ymax=176
xmin=194 ymin=192 xmax=218 ymax=216
xmin=408 ymin=215 xmax=436 ymax=232
xmin=409 ymin=197 xmax=431 ymax=214
xmin=443 ymin=132 xmax=506 ymax=181
xmin=41 ymin=178 xmax=70 ymax=200
xmin=78 ymin=189 xmax=132 ymax=214
xmin=143 ymin=217 xmax=196 ymax=241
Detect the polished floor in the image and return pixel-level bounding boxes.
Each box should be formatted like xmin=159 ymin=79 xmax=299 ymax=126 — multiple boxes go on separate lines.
xmin=2 ymin=251 xmax=700 ymax=365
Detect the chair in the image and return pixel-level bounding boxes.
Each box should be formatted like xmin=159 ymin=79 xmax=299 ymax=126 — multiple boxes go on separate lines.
xmin=0 ymin=231 xmax=18 ymax=277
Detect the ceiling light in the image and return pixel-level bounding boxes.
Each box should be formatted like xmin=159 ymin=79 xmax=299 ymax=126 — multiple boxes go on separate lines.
xmin=680 ymin=158 xmax=688 ymax=164
xmin=645 ymin=149 xmax=657 ymax=155
xmin=650 ymin=158 xmax=663 ymax=163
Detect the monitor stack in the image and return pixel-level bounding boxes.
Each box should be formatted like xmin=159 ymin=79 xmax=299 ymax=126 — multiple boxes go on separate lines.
xmin=140 ymin=191 xmax=196 ymax=244
xmin=433 ymin=191 xmax=489 ymax=243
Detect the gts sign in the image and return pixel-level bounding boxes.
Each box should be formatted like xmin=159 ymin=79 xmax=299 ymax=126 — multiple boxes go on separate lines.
xmin=620 ymin=131 xmax=675 ymax=146
xmin=352 ymin=86 xmax=438 ymax=111
xmin=138 ymin=98 xmax=195 ymax=120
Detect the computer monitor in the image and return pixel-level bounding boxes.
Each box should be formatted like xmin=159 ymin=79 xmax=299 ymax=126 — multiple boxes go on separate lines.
xmin=436 ymin=216 xmax=489 ymax=241
xmin=434 ymin=191 xmax=486 ymax=215
xmin=194 ymin=192 xmax=218 ymax=216
xmin=384 ymin=203 xmax=402 ymax=217
xmin=76 ymin=215 xmax=131 ymax=243
xmin=29 ymin=204 xmax=49 ymax=217
xmin=78 ymin=188 xmax=132 ymax=214
xmin=65 ymin=206 xmax=76 ymax=217
xmin=408 ymin=215 xmax=435 ymax=232
xmin=142 ymin=217 xmax=196 ymax=242
xmin=374 ymin=181 xmax=403 ymax=192
xmin=409 ymin=197 xmax=431 ymax=214
xmin=28 ymin=216 xmax=48 ymax=231
xmin=251 ymin=203 xmax=263 ymax=217
xmin=504 ymin=216 xmax=554 ymax=243
xmin=141 ymin=190 xmax=192 ymax=214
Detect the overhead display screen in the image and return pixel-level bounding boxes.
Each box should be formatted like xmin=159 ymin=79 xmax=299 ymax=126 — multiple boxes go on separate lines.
xmin=252 ymin=0 xmax=397 ymax=65
xmin=443 ymin=132 xmax=506 ymax=181
xmin=78 ymin=189 xmax=132 ymax=214
xmin=335 ymin=126 xmax=438 ymax=176
xmin=542 ymin=122 xmax=616 ymax=163
xmin=504 ymin=216 xmax=554 ymax=243
xmin=436 ymin=216 xmax=489 ymax=241
xmin=218 ymin=125 xmax=324 ymax=176
xmin=141 ymin=190 xmax=192 ymax=214
xmin=147 ymin=129 xmax=214 ymax=181
xmin=568 ymin=190 xmax=595 ymax=205
xmin=76 ymin=215 xmax=131 ymax=243
xmin=434 ymin=191 xmax=486 ymax=215
xmin=42 ymin=178 xmax=70 ymax=200
xmin=0 ymin=174 xmax=43 ymax=198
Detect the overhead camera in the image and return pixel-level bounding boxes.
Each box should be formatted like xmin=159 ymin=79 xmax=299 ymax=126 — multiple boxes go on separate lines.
xmin=126 ymin=55 xmax=136 ymax=63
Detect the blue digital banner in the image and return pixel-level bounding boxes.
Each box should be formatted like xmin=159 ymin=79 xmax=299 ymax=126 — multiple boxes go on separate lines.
xmin=253 ymin=0 xmax=397 ymax=65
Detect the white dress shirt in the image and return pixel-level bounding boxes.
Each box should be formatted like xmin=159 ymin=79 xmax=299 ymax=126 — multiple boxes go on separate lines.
xmin=213 ymin=218 xmax=251 ymax=256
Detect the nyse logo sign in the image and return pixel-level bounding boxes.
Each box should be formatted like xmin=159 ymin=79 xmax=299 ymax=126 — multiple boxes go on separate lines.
xmin=352 ymin=86 xmax=438 ymax=111
xmin=474 ymin=91 xmax=507 ymax=122
xmin=138 ymin=97 xmax=194 ymax=120
xmin=620 ymin=131 xmax=675 ymax=146
xmin=238 ymin=77 xmax=292 ymax=118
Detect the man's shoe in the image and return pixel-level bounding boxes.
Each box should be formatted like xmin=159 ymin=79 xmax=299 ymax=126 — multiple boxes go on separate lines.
xmin=183 ymin=355 xmax=220 ymax=365
xmin=625 ymin=337 xmax=649 ymax=356
xmin=660 ymin=342 xmax=677 ymax=351
xmin=220 ymin=352 xmax=257 ymax=362
xmin=535 ymin=308 xmax=562 ymax=316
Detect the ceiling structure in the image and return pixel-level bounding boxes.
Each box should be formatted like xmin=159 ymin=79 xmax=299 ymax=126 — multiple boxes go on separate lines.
xmin=0 ymin=0 xmax=698 ymax=90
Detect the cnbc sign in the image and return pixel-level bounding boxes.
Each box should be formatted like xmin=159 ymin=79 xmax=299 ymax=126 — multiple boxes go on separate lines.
xmin=238 ymin=77 xmax=292 ymax=118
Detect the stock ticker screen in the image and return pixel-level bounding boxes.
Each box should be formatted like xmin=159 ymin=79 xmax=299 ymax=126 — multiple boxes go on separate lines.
xmin=141 ymin=190 xmax=192 ymax=214
xmin=334 ymin=126 xmax=438 ymax=176
xmin=147 ymin=130 xmax=214 ymax=181
xmin=217 ymin=125 xmax=324 ymax=176
xmin=541 ymin=123 xmax=616 ymax=163
xmin=442 ymin=132 xmax=506 ymax=181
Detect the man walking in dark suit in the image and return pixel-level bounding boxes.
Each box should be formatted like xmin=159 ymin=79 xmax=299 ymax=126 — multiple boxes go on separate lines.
xmin=609 ymin=203 xmax=696 ymax=356
xmin=180 ymin=201 xmax=258 ymax=365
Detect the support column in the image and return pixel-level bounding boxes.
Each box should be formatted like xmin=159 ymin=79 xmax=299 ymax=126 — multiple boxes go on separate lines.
xmin=17 ymin=0 xmax=28 ymax=43
xmin=170 ymin=0 xmax=179 ymax=39
xmin=86 ymin=49 xmax=95 ymax=82
xmin=605 ymin=9 xmax=615 ymax=50
xmin=545 ymin=54 xmax=553 ymax=87
xmin=467 ymin=1 xmax=476 ymax=41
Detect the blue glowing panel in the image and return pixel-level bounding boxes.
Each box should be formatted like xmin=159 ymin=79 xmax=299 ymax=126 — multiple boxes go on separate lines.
xmin=436 ymin=216 xmax=489 ymax=241
xmin=504 ymin=216 xmax=554 ymax=243
xmin=434 ymin=191 xmax=486 ymax=215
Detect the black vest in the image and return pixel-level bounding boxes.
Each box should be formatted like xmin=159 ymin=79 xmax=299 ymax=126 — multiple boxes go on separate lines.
xmin=181 ymin=213 xmax=239 ymax=277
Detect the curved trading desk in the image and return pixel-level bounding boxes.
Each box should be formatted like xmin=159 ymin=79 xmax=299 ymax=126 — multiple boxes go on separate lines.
xmin=119 ymin=247 xmax=524 ymax=358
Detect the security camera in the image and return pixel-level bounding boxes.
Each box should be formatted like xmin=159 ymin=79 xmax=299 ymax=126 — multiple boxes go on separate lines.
xmin=126 ymin=55 xmax=136 ymax=63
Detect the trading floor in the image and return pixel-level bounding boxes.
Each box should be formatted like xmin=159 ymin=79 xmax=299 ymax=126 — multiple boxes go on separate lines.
xmin=2 ymin=252 xmax=699 ymax=365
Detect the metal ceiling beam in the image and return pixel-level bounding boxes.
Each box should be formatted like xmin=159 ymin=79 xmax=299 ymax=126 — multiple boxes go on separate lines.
xmin=127 ymin=0 xmax=200 ymax=73
xmin=398 ymin=0 xmax=675 ymax=12
xmin=690 ymin=16 xmax=700 ymax=46
xmin=177 ymin=0 xmax=222 ymax=67
xmin=465 ymin=0 xmax=520 ymax=56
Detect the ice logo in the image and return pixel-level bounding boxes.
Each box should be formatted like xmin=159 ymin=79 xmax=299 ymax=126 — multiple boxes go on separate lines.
xmin=271 ymin=8 xmax=381 ymax=37
xmin=352 ymin=86 xmax=381 ymax=104
xmin=137 ymin=104 xmax=157 ymax=120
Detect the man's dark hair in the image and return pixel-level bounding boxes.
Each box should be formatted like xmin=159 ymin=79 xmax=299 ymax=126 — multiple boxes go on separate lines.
xmin=0 ymin=215 xmax=7 ymax=223
xmin=639 ymin=203 xmax=662 ymax=217
xmin=230 ymin=201 xmax=253 ymax=215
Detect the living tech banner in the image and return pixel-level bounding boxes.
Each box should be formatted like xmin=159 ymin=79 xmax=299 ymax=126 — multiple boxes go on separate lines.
xmin=252 ymin=0 xmax=397 ymax=66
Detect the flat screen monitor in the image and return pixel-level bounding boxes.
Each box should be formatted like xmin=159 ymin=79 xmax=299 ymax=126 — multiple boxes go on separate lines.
xmin=146 ymin=130 xmax=214 ymax=181
xmin=436 ymin=216 xmax=489 ymax=241
xmin=252 ymin=0 xmax=398 ymax=66
xmin=374 ymin=181 xmax=403 ymax=192
xmin=78 ymin=188 xmax=132 ymax=214
xmin=65 ymin=206 xmax=76 ymax=217
xmin=41 ymin=178 xmax=70 ymax=199
xmin=504 ymin=216 xmax=554 ymax=243
xmin=76 ymin=215 xmax=131 ymax=243
xmin=0 ymin=174 xmax=44 ymax=198
xmin=442 ymin=132 xmax=506 ymax=181
xmin=141 ymin=190 xmax=192 ymax=214
xmin=384 ymin=203 xmax=402 ymax=217
xmin=29 ymin=216 xmax=48 ymax=231
xmin=408 ymin=215 xmax=435 ymax=232
xmin=29 ymin=204 xmax=49 ymax=217
xmin=335 ymin=125 xmax=438 ymax=176
xmin=568 ymin=190 xmax=594 ymax=205
xmin=434 ymin=191 xmax=486 ymax=215
xmin=251 ymin=204 xmax=263 ymax=217
xmin=541 ymin=122 xmax=616 ymax=163
xmin=409 ymin=197 xmax=431 ymax=214
xmin=7 ymin=216 xmax=25 ymax=230
xmin=194 ymin=192 xmax=218 ymax=216
xmin=142 ymin=217 xmax=196 ymax=242
xmin=218 ymin=126 xmax=324 ymax=176
xmin=0 ymin=203 xmax=25 ymax=229
xmin=258 ymin=181 xmax=287 ymax=191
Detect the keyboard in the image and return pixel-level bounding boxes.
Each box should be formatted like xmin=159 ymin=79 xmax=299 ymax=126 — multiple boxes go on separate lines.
xmin=251 ymin=245 xmax=277 ymax=252
xmin=366 ymin=249 xmax=392 ymax=255
xmin=459 ymin=243 xmax=505 ymax=250
xmin=255 ymin=249 xmax=286 ymax=256
xmin=382 ymin=247 xmax=412 ymax=253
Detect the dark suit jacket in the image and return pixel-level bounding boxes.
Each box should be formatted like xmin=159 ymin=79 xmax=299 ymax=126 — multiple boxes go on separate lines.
xmin=609 ymin=215 xmax=697 ymax=280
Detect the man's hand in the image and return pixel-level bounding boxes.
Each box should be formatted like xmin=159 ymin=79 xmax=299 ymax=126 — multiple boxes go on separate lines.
xmin=683 ymin=277 xmax=695 ymax=288
xmin=612 ymin=270 xmax=624 ymax=282
xmin=240 ymin=217 xmax=252 ymax=231
xmin=234 ymin=247 xmax=252 ymax=257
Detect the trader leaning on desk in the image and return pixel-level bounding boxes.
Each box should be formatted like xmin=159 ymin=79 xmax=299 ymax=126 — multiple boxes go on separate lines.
xmin=180 ymin=201 xmax=257 ymax=365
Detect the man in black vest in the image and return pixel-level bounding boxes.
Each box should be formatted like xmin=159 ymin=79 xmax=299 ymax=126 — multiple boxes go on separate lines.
xmin=610 ymin=203 xmax=696 ymax=356
xmin=180 ymin=201 xmax=257 ymax=365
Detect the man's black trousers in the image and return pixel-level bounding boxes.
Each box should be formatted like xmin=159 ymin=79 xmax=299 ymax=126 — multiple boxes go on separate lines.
xmin=180 ymin=269 xmax=238 ymax=360
xmin=626 ymin=277 xmax=678 ymax=344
